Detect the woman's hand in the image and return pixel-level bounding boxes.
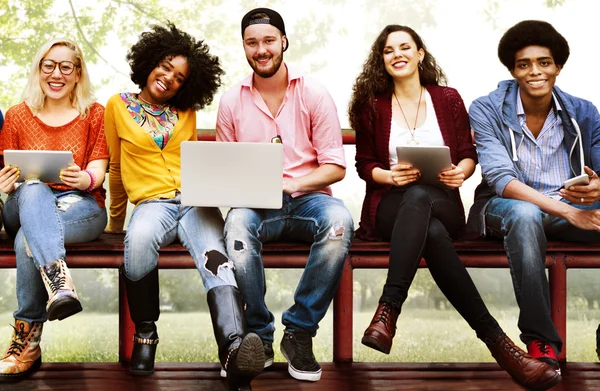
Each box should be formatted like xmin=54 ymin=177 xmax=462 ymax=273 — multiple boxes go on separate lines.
xmin=438 ymin=164 xmax=465 ymax=188
xmin=60 ymin=164 xmax=91 ymax=191
xmin=0 ymin=165 xmax=19 ymax=194
xmin=390 ymin=163 xmax=420 ymax=187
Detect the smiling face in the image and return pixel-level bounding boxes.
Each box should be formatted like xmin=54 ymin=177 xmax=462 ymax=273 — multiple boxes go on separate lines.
xmin=511 ymin=45 xmax=561 ymax=101
xmin=243 ymin=23 xmax=286 ymax=78
xmin=39 ymin=45 xmax=80 ymax=104
xmin=382 ymin=31 xmax=424 ymax=82
xmin=140 ymin=55 xmax=190 ymax=105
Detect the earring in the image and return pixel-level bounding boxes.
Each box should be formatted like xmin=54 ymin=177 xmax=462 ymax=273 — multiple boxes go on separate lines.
xmin=418 ymin=61 xmax=423 ymax=70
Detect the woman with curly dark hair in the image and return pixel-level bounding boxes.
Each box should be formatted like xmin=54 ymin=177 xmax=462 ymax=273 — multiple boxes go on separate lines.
xmin=104 ymin=23 xmax=264 ymax=390
xmin=349 ymin=25 xmax=560 ymax=390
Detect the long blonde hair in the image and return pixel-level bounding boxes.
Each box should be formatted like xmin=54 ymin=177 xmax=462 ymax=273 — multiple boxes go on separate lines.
xmin=22 ymin=38 xmax=95 ymax=118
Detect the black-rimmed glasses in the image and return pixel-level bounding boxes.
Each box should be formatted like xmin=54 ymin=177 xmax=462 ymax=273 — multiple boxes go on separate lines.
xmin=39 ymin=59 xmax=77 ymax=75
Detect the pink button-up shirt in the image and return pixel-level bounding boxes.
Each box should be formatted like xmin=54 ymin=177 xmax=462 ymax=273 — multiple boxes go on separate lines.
xmin=216 ymin=65 xmax=345 ymax=197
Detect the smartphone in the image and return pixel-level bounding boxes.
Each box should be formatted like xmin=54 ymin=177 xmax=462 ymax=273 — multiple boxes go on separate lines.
xmin=563 ymin=174 xmax=590 ymax=190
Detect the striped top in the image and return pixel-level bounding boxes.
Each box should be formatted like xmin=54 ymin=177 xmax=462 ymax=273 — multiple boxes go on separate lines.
xmin=516 ymin=91 xmax=571 ymax=199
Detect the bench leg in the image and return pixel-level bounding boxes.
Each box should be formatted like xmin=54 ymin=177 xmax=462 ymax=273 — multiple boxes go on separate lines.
xmin=119 ymin=272 xmax=135 ymax=363
xmin=333 ymin=255 xmax=353 ymax=363
xmin=549 ymin=255 xmax=567 ymax=361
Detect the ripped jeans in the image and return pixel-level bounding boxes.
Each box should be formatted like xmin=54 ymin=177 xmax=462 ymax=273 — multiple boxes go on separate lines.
xmin=124 ymin=195 xmax=236 ymax=290
xmin=224 ymin=192 xmax=354 ymax=340
xmin=3 ymin=181 xmax=107 ymax=323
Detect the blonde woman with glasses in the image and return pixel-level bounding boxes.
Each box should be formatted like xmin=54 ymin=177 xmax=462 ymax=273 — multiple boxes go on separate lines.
xmin=0 ymin=38 xmax=108 ymax=380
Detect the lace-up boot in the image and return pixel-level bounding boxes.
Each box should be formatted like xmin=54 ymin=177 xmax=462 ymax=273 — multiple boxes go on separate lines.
xmin=208 ymin=285 xmax=264 ymax=391
xmin=0 ymin=320 xmax=43 ymax=380
xmin=122 ymin=266 xmax=160 ymax=376
xmin=280 ymin=330 xmax=321 ymax=381
xmin=527 ymin=340 xmax=561 ymax=374
xmin=40 ymin=259 xmax=82 ymax=321
xmin=485 ymin=333 xmax=561 ymax=390
xmin=361 ymin=301 xmax=400 ymax=354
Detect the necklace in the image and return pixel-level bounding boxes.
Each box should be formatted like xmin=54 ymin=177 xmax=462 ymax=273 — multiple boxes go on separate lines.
xmin=393 ymin=87 xmax=423 ymax=146
xmin=138 ymin=93 xmax=164 ymax=107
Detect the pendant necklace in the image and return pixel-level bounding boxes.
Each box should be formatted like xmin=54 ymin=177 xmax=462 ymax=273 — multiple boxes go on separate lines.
xmin=394 ymin=87 xmax=423 ymax=146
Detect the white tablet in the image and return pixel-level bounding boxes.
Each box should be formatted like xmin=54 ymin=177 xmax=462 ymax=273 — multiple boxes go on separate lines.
xmin=396 ymin=146 xmax=452 ymax=186
xmin=3 ymin=150 xmax=73 ymax=183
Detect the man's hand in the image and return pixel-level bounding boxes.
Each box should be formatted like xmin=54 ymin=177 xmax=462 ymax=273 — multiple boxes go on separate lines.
xmin=565 ymin=208 xmax=600 ymax=232
xmin=282 ymin=178 xmax=301 ymax=195
xmin=560 ymin=166 xmax=600 ymax=205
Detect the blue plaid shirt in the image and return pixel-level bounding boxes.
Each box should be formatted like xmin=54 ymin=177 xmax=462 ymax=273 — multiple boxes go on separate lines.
xmin=516 ymin=90 xmax=571 ymax=198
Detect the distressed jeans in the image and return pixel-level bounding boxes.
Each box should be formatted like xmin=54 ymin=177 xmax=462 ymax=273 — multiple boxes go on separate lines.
xmin=224 ymin=192 xmax=354 ymax=341
xmin=485 ymin=196 xmax=600 ymax=353
xmin=123 ymin=195 xmax=236 ymax=291
xmin=3 ymin=181 xmax=107 ymax=323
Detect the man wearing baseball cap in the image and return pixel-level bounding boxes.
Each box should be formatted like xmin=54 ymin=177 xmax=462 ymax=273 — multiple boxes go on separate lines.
xmin=217 ymin=7 xmax=354 ymax=383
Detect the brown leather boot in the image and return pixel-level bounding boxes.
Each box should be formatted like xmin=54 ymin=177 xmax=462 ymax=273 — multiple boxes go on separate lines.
xmin=0 ymin=320 xmax=43 ymax=380
xmin=361 ymin=301 xmax=400 ymax=354
xmin=40 ymin=259 xmax=82 ymax=321
xmin=485 ymin=333 xmax=561 ymax=391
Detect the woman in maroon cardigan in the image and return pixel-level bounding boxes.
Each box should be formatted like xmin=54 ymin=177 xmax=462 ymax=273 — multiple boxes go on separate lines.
xmin=348 ymin=25 xmax=559 ymax=390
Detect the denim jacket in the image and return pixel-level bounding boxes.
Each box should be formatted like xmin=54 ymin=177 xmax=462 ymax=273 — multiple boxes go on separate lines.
xmin=466 ymin=79 xmax=600 ymax=236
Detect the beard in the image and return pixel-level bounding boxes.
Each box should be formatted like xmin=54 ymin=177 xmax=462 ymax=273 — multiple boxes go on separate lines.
xmin=248 ymin=51 xmax=283 ymax=78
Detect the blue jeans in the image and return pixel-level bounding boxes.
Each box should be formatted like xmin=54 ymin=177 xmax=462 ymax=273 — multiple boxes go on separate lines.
xmin=3 ymin=181 xmax=107 ymax=323
xmin=485 ymin=196 xmax=600 ymax=353
xmin=123 ymin=195 xmax=236 ymax=291
xmin=224 ymin=193 xmax=354 ymax=341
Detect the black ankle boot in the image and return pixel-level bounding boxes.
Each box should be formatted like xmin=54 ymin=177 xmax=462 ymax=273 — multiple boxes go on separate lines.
xmin=122 ymin=266 xmax=160 ymax=376
xmin=207 ymin=285 xmax=264 ymax=391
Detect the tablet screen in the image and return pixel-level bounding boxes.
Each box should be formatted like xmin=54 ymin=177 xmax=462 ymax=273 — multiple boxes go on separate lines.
xmin=3 ymin=150 xmax=73 ymax=183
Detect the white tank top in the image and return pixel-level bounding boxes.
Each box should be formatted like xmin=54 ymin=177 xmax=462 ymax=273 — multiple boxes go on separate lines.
xmin=389 ymin=90 xmax=445 ymax=165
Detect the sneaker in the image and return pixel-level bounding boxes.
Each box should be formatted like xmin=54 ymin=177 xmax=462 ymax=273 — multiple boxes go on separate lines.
xmin=280 ymin=330 xmax=321 ymax=382
xmin=596 ymin=324 xmax=600 ymax=361
xmin=220 ymin=340 xmax=274 ymax=378
xmin=527 ymin=340 xmax=561 ymax=375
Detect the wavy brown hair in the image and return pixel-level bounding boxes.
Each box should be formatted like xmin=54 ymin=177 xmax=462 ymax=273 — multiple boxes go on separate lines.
xmin=348 ymin=25 xmax=446 ymax=133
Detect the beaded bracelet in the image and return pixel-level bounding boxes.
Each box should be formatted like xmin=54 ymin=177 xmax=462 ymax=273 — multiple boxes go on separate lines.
xmin=84 ymin=169 xmax=96 ymax=192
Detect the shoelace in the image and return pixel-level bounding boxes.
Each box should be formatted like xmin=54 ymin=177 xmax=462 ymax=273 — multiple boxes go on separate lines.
xmin=535 ymin=341 xmax=552 ymax=356
xmin=290 ymin=334 xmax=316 ymax=366
xmin=376 ymin=303 xmax=394 ymax=331
xmin=6 ymin=323 xmax=27 ymax=357
xmin=496 ymin=334 xmax=525 ymax=362
xmin=45 ymin=264 xmax=66 ymax=294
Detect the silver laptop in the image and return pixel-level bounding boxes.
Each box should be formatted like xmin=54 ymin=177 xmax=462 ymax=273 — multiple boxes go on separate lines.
xmin=4 ymin=150 xmax=73 ymax=182
xmin=180 ymin=141 xmax=283 ymax=209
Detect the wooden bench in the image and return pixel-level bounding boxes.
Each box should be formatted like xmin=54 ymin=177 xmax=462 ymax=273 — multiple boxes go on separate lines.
xmin=0 ymin=234 xmax=598 ymax=363
xmin=0 ymin=129 xmax=597 ymax=365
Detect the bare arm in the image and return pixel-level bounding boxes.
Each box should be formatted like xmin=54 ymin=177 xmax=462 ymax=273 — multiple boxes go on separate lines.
xmin=283 ymin=163 xmax=345 ymax=195
xmin=504 ymin=179 xmax=600 ymax=231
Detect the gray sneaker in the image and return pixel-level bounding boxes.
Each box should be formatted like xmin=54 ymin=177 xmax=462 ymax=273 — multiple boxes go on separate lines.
xmin=280 ymin=330 xmax=321 ymax=382
xmin=220 ymin=340 xmax=274 ymax=378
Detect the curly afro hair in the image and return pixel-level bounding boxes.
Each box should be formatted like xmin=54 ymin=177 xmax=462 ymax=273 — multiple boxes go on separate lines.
xmin=498 ymin=20 xmax=570 ymax=71
xmin=127 ymin=22 xmax=224 ymax=111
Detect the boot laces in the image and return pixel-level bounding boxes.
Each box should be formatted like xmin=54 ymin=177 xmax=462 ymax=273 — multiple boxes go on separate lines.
xmin=45 ymin=263 xmax=66 ymax=293
xmin=376 ymin=303 xmax=395 ymax=331
xmin=499 ymin=334 xmax=525 ymax=362
xmin=292 ymin=333 xmax=317 ymax=368
xmin=6 ymin=323 xmax=28 ymax=357
xmin=535 ymin=341 xmax=551 ymax=355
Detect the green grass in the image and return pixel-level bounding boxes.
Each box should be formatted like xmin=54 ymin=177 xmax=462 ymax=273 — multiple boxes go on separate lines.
xmin=0 ymin=308 xmax=597 ymax=363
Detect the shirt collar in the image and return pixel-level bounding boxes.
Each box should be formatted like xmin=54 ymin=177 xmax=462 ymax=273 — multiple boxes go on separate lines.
xmin=241 ymin=63 xmax=300 ymax=91
xmin=516 ymin=87 xmax=562 ymax=117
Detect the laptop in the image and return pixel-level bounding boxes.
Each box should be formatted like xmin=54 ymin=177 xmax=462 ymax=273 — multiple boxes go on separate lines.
xmin=180 ymin=141 xmax=283 ymax=209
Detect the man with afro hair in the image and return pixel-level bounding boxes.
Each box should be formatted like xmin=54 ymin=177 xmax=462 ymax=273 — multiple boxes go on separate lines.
xmin=468 ymin=20 xmax=600 ymax=378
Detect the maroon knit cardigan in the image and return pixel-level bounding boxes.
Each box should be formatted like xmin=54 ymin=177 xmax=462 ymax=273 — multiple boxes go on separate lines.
xmin=354 ymin=85 xmax=477 ymax=241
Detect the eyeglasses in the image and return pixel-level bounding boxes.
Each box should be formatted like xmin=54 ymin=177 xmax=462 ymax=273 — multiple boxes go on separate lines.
xmin=39 ymin=59 xmax=78 ymax=75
